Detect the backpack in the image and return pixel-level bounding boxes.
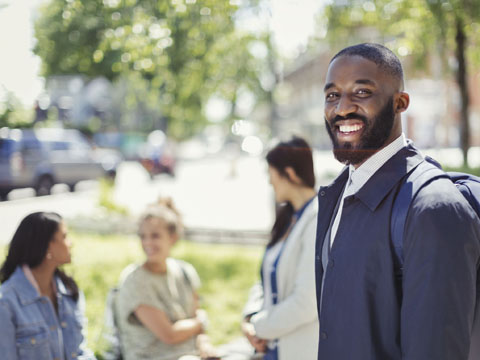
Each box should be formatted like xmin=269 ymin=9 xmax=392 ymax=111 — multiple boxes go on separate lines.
xmin=100 ymin=287 xmax=123 ymax=360
xmin=391 ymin=156 xmax=480 ymax=274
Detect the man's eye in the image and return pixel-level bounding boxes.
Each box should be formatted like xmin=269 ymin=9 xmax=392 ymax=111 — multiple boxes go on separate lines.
xmin=356 ymin=89 xmax=372 ymax=96
xmin=325 ymin=93 xmax=338 ymax=101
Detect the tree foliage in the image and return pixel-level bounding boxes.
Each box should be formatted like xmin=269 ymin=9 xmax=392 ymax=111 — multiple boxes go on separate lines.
xmin=318 ymin=0 xmax=478 ymax=72
xmin=0 ymin=89 xmax=34 ymax=129
xmin=316 ymin=0 xmax=480 ymax=163
xmin=34 ymin=0 xmax=268 ymax=139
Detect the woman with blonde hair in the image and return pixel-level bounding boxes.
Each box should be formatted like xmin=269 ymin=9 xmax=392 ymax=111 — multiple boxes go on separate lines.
xmin=115 ymin=198 xmax=219 ymax=360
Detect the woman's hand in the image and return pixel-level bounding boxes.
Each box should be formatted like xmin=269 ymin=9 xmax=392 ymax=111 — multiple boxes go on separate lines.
xmin=242 ymin=320 xmax=267 ymax=353
xmin=196 ymin=334 xmax=221 ymax=359
xmin=195 ymin=309 xmax=209 ymax=332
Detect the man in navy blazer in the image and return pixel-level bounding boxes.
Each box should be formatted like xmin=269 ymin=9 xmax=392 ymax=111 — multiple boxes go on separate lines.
xmin=315 ymin=43 xmax=480 ymax=359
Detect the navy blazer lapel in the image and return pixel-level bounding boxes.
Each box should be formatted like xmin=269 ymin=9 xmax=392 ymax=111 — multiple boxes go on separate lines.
xmin=316 ymin=167 xmax=349 ymax=246
xmin=354 ymin=144 xmax=424 ymax=212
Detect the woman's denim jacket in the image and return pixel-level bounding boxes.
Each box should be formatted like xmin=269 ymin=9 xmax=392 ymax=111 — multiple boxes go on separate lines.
xmin=0 ymin=266 xmax=95 ymax=360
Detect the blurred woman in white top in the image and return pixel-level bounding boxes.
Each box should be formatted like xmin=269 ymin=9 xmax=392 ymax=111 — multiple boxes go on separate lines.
xmin=242 ymin=136 xmax=319 ymax=360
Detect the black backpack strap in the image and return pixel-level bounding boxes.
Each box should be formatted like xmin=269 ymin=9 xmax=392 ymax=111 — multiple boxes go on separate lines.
xmin=101 ymin=287 xmax=123 ymax=360
xmin=391 ymin=160 xmax=448 ymax=275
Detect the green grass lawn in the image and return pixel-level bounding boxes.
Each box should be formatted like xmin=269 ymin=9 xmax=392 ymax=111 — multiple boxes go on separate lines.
xmin=443 ymin=165 xmax=480 ymax=177
xmin=1 ymin=232 xmax=264 ymax=357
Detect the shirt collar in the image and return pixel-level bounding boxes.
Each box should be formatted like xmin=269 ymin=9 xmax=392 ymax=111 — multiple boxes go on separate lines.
xmin=347 ymin=133 xmax=407 ymax=194
xmin=22 ymin=265 xmax=41 ymax=294
xmin=8 ymin=266 xmax=41 ymax=305
xmin=354 ymin=141 xmax=425 ymax=212
xmin=22 ymin=264 xmax=60 ymax=295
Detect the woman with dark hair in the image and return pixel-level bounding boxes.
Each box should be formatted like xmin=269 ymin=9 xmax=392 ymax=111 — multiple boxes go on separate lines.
xmin=241 ymin=136 xmax=319 ymax=360
xmin=0 ymin=212 xmax=94 ymax=360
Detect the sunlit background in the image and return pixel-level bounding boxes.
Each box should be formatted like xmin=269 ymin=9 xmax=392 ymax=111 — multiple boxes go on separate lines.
xmin=0 ymin=0 xmax=479 ymax=244
xmin=1 ymin=0 xmax=480 ymax=354
xmin=0 ymin=0 xmax=334 ymax=244
xmin=0 ymin=0 xmax=323 ymax=105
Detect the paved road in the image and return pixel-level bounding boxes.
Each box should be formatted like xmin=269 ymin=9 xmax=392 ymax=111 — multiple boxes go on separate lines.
xmin=0 ymin=186 xmax=99 ymax=245
xmin=113 ymin=156 xmax=274 ymax=231
xmin=1 ymin=146 xmax=473 ymax=245
xmin=0 ymin=155 xmax=280 ymax=245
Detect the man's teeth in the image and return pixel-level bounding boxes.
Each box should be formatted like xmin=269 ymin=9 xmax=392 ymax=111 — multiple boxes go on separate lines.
xmin=339 ymin=124 xmax=363 ymax=133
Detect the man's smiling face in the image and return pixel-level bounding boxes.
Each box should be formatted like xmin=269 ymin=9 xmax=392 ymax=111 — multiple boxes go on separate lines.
xmin=324 ymin=55 xmax=403 ymax=166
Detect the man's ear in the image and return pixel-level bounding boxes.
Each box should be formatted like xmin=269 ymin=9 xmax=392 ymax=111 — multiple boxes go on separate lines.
xmin=395 ymin=92 xmax=410 ymax=113
xmin=285 ymin=166 xmax=303 ymax=185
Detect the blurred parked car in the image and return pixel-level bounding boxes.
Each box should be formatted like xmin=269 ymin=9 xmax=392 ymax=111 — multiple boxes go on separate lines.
xmin=0 ymin=127 xmax=122 ymax=200
xmin=137 ymin=130 xmax=176 ymax=178
xmin=93 ymin=131 xmax=146 ymax=161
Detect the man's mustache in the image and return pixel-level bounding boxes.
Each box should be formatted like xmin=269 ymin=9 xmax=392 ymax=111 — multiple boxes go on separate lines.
xmin=330 ymin=113 xmax=368 ymax=126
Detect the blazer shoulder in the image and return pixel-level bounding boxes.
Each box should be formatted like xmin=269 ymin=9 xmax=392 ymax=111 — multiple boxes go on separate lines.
xmin=413 ymin=176 xmax=475 ymax=214
xmin=408 ymin=177 xmax=480 ymax=240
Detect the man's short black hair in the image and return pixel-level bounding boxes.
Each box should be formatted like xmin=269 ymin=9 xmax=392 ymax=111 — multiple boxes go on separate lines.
xmin=331 ymin=43 xmax=404 ymax=85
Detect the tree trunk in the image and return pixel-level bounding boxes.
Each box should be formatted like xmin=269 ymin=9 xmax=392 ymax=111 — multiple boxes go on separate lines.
xmin=455 ymin=16 xmax=470 ymax=166
xmin=266 ymin=33 xmax=279 ymax=137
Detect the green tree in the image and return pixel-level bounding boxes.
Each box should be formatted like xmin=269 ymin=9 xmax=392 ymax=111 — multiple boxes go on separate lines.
xmin=0 ymin=90 xmax=34 ymax=129
xmin=34 ymin=0 xmax=268 ymax=139
xmin=315 ymin=0 xmax=480 ymax=165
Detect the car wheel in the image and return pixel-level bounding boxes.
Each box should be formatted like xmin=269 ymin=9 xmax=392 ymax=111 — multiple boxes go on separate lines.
xmin=35 ymin=176 xmax=54 ymax=196
xmin=0 ymin=190 xmax=9 ymax=201
xmin=105 ymin=169 xmax=117 ymax=181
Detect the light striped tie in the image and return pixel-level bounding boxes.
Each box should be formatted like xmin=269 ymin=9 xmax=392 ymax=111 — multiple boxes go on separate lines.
xmin=330 ymin=177 xmax=354 ymax=248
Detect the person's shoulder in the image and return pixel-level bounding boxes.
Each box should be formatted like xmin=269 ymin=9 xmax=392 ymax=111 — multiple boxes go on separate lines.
xmin=306 ymin=197 xmax=319 ymax=218
xmin=0 ymin=277 xmax=22 ymax=312
xmin=169 ymin=258 xmax=201 ymax=289
xmin=411 ymin=176 xmax=479 ymax=223
xmin=299 ymin=198 xmax=318 ymax=232
xmin=415 ymin=176 xmax=470 ymax=207
xmin=0 ymin=269 xmax=24 ymax=299
xmin=0 ymin=286 xmax=13 ymax=318
xmin=169 ymin=258 xmax=196 ymax=275
xmin=118 ymin=263 xmax=143 ymax=286
xmin=0 ymin=281 xmax=14 ymax=302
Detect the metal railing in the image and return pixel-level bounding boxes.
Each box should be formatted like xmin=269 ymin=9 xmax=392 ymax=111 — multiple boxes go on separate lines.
xmin=184 ymin=227 xmax=269 ymax=245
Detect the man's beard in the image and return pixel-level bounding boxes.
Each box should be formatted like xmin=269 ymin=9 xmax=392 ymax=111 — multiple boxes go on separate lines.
xmin=325 ymin=97 xmax=395 ymax=165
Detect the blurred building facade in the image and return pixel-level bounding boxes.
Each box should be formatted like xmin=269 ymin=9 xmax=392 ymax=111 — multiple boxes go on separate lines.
xmin=35 ymin=75 xmax=113 ymax=127
xmin=276 ymin=48 xmax=480 ymax=150
xmin=275 ymin=50 xmax=332 ymax=149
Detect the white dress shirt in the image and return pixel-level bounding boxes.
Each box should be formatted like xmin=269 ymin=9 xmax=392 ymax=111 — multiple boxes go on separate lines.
xmin=330 ymin=133 xmax=408 ymax=247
